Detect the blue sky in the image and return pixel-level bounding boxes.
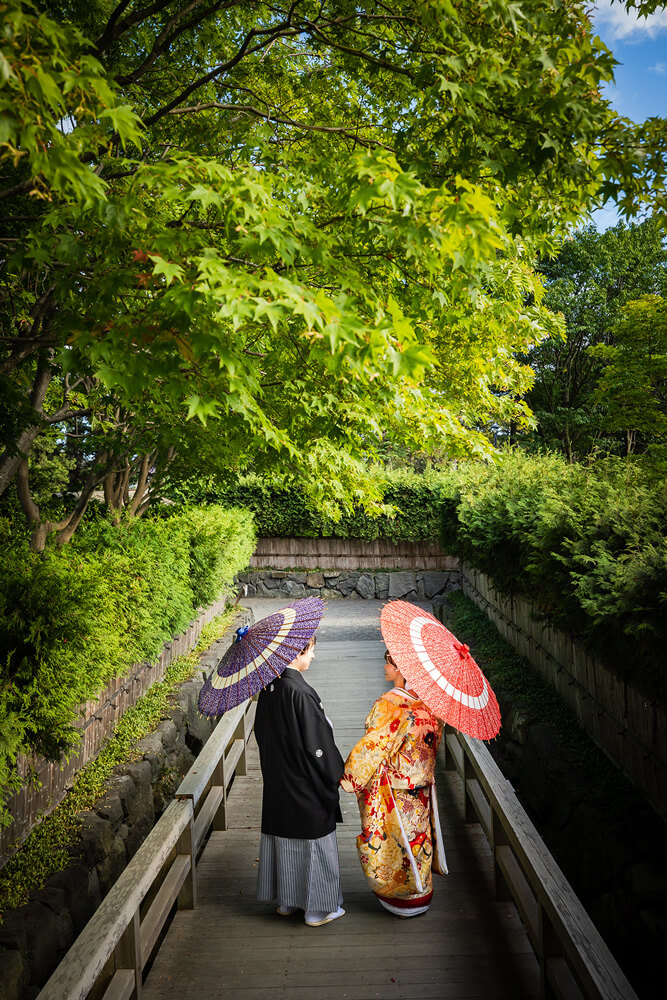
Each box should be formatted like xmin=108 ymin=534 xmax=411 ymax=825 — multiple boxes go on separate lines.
xmin=589 ymin=1 xmax=667 ymax=229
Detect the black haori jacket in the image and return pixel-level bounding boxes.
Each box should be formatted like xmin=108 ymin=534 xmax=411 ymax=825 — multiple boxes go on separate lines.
xmin=255 ymin=668 xmax=344 ymax=840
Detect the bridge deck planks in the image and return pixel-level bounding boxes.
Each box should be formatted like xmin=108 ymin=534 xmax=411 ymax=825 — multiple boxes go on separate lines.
xmin=142 ymin=600 xmax=539 ymax=1000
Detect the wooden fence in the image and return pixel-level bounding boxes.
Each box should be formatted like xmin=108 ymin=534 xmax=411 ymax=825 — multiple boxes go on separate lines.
xmin=36 ymin=698 xmax=255 ymax=1000
xmin=1 ymin=594 xmax=229 ymax=866
xmin=443 ymin=725 xmax=638 ymax=1000
xmin=461 ymin=566 xmax=667 ymax=823
xmin=251 ymin=536 xmax=460 ymax=571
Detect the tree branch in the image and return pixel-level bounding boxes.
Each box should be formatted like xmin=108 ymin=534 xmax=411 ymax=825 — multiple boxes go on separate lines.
xmin=0 ymin=178 xmax=38 ymax=203
xmin=168 ymin=101 xmax=392 ymax=149
xmin=302 ymin=17 xmax=412 ymax=78
xmin=144 ymin=21 xmax=301 ymax=127
xmin=95 ymin=0 xmax=173 ymax=53
xmin=0 ymin=359 xmax=54 ymax=496
xmin=16 ymin=459 xmax=42 ymax=527
xmin=115 ymin=0 xmax=234 ymax=86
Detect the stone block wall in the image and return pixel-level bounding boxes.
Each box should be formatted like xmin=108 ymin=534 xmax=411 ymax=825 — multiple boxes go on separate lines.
xmin=461 ymin=566 xmax=667 ymax=824
xmin=0 ymin=615 xmax=250 ymax=1000
xmin=236 ymin=568 xmax=460 ymax=602
xmin=1 ymin=594 xmax=231 ymax=864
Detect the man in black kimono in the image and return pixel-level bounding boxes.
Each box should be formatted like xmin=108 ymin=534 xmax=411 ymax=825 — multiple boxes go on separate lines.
xmin=255 ymin=636 xmax=345 ymax=926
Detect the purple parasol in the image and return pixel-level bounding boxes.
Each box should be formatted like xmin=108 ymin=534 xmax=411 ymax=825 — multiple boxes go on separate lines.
xmin=198 ymin=597 xmax=325 ymax=716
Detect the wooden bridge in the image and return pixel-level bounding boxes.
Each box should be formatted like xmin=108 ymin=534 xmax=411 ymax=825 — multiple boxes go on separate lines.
xmin=38 ymin=600 xmax=638 ymax=1000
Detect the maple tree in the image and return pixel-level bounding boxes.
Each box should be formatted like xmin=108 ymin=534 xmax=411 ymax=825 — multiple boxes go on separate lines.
xmin=1 ymin=0 xmax=665 ymax=547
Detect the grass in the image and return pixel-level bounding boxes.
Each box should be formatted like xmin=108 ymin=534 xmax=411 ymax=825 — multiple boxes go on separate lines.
xmin=0 ymin=606 xmax=238 ymax=916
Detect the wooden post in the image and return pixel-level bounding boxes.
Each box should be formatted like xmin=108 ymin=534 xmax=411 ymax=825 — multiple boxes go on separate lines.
xmin=538 ymin=904 xmax=562 ymax=1000
xmin=176 ymin=807 xmax=197 ymax=910
xmin=212 ymin=755 xmax=227 ymax=831
xmin=442 ymin=724 xmax=453 ymax=770
xmin=114 ymin=909 xmax=142 ymax=1000
xmin=234 ymin=712 xmax=248 ymax=777
xmin=491 ymin=810 xmax=512 ymax=902
xmin=462 ymin=749 xmax=475 ymax=823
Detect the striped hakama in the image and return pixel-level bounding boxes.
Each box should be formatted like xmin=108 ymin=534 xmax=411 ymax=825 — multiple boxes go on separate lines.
xmin=257 ymin=831 xmax=342 ymax=913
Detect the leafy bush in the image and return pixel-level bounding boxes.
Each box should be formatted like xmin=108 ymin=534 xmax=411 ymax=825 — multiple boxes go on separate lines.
xmin=0 ymin=608 xmax=238 ymax=915
xmin=0 ymin=506 xmax=255 ymax=823
xmin=169 ymin=456 xmax=667 ymax=698
xmin=440 ymin=452 xmax=667 ymax=698
xmin=171 ymin=468 xmax=454 ymax=541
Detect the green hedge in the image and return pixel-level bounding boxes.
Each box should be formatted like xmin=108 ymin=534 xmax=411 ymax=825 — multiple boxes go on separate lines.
xmin=0 ymin=506 xmax=255 ymax=824
xmin=168 ymin=457 xmax=666 ymax=698
xmin=439 ymin=452 xmax=667 ymax=699
xmin=0 ymin=608 xmax=238 ymax=915
xmin=185 ymin=457 xmax=665 ymax=699
xmin=173 ymin=469 xmax=449 ymax=541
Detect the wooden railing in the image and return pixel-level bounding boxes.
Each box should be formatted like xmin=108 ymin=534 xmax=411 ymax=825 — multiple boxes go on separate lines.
xmin=36 ymin=692 xmax=638 ymax=1000
xmin=250 ymin=535 xmax=459 ymax=571
xmin=442 ymin=727 xmax=638 ymax=1000
xmin=37 ymin=699 xmax=255 ymax=1000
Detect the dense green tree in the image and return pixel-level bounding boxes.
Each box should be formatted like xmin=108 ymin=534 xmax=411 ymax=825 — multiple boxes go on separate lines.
xmin=590 ymin=294 xmax=667 ymax=463
xmin=1 ymin=1 xmax=665 ymax=547
xmin=522 ymin=220 xmax=667 ymax=459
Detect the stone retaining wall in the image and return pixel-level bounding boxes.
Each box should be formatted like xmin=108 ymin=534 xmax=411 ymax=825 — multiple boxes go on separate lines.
xmin=0 ymin=613 xmax=251 ymax=1000
xmin=461 ymin=565 xmax=667 ymax=823
xmin=236 ymin=568 xmax=460 ymax=602
xmin=1 ymin=594 xmax=230 ymax=864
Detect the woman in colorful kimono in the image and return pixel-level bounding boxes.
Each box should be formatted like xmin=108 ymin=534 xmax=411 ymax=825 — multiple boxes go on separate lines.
xmin=340 ymin=648 xmax=447 ymax=917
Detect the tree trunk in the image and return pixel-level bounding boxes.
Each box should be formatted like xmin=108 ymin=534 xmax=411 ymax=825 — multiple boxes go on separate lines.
xmin=55 ymin=478 xmax=98 ymax=546
xmin=0 ymin=362 xmax=53 ymax=496
xmin=18 ymin=453 xmax=110 ymax=551
xmin=16 ymin=458 xmax=42 ymax=534
xmin=103 ymin=458 xmax=131 ymax=523
xmin=128 ymin=452 xmax=155 ymax=517
xmin=17 ymin=460 xmax=51 ymax=553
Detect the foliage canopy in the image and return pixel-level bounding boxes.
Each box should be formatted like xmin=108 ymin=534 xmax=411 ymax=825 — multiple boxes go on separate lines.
xmin=2 ymin=1 xmax=665 ymax=545
xmin=183 ymin=453 xmax=667 ymax=700
xmin=523 ymin=220 xmax=667 ymax=461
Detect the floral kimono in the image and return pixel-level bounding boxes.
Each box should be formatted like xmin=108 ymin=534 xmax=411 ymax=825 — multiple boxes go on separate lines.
xmin=341 ymin=688 xmax=447 ymax=916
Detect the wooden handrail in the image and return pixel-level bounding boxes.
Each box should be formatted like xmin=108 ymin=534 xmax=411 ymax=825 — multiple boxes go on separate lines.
xmin=442 ymin=727 xmax=639 ymax=1000
xmin=175 ymin=700 xmax=256 ymax=852
xmin=37 ymin=690 xmax=636 ymax=1000
xmin=37 ymin=697 xmax=255 ymax=1000
xmin=176 ymin=701 xmax=253 ymax=805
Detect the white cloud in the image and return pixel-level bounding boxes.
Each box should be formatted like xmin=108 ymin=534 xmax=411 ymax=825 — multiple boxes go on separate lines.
xmin=650 ymin=61 xmax=667 ymax=73
xmin=593 ymin=1 xmax=667 ymax=41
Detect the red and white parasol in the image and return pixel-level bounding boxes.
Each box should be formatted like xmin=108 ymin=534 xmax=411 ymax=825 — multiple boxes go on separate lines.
xmin=380 ymin=600 xmax=501 ymax=741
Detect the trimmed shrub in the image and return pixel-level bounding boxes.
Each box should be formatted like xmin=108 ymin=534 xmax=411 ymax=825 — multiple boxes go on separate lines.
xmin=0 ymin=608 xmax=238 ymax=914
xmin=0 ymin=506 xmax=255 ymax=823
xmin=171 ymin=468 xmax=453 ymax=541
xmin=440 ymin=452 xmax=667 ymax=698
xmin=168 ymin=457 xmax=666 ymax=699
